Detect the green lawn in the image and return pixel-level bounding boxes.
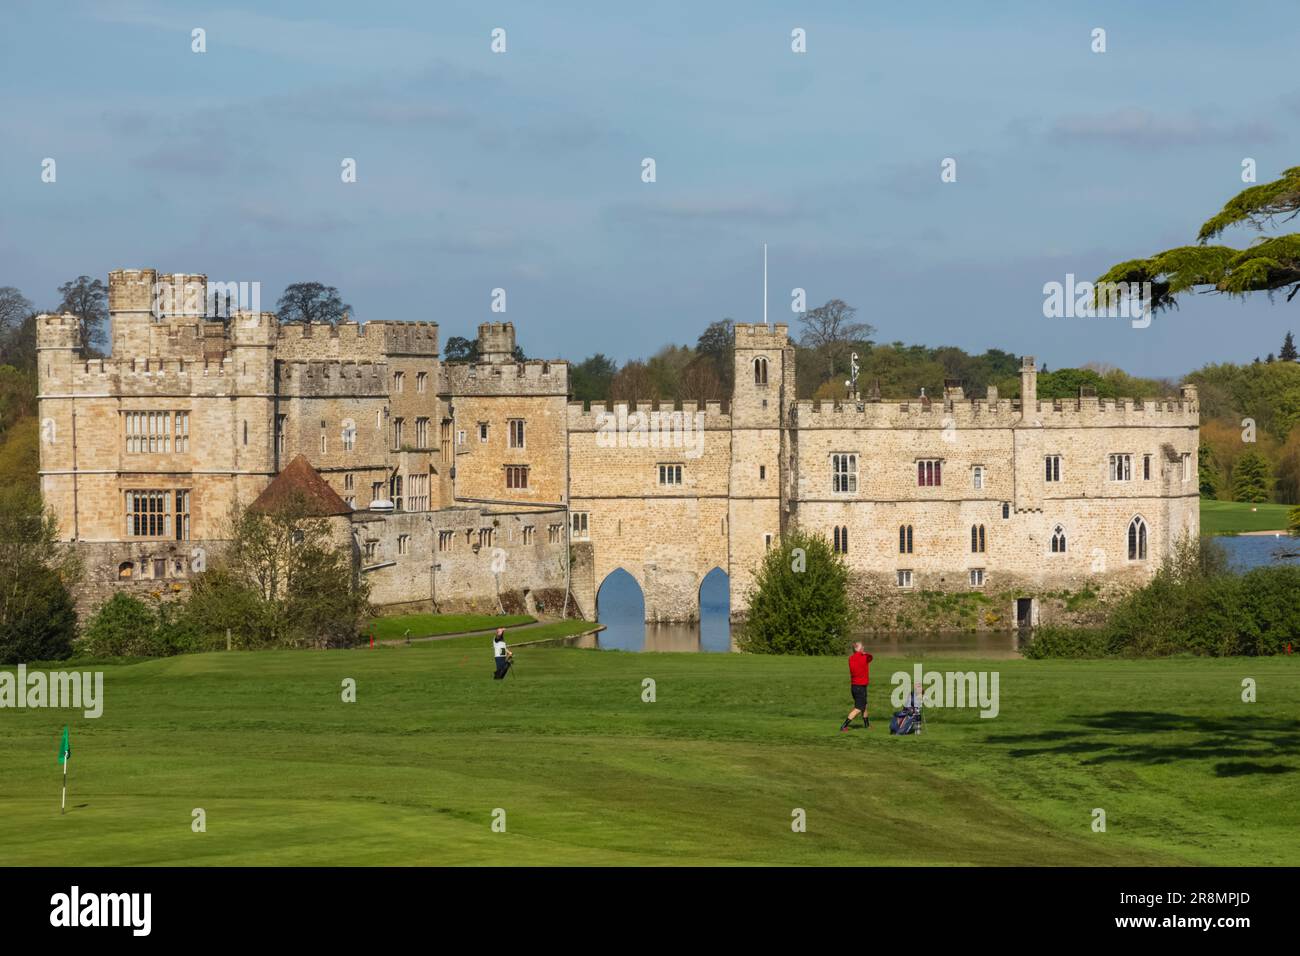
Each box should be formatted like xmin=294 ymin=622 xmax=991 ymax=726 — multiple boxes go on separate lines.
xmin=366 ymin=613 xmax=534 ymax=641
xmin=1200 ymin=499 xmax=1296 ymax=534
xmin=1 ymin=641 xmax=1296 ymax=866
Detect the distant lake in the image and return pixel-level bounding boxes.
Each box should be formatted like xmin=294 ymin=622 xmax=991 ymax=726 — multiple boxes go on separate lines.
xmin=1215 ymin=534 xmax=1300 ymax=571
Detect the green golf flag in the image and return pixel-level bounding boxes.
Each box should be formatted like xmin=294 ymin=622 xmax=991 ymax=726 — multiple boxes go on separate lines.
xmin=58 ymin=726 xmax=71 ymax=764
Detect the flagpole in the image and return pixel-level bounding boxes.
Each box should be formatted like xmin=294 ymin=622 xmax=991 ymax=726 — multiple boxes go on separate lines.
xmin=763 ymin=242 xmax=768 ymax=327
xmin=61 ymin=754 xmax=67 ymax=815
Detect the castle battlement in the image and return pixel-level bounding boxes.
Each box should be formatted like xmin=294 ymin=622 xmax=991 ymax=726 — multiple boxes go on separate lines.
xmin=274 ymin=320 xmax=439 ymax=361
xmin=277 ymin=360 xmax=390 ymax=397
xmin=440 ymin=359 xmax=568 ymax=396
xmin=567 ymin=399 xmax=731 ymax=430
xmin=734 ymin=322 xmax=790 ymax=348
xmin=792 ymin=394 xmax=1199 ymax=428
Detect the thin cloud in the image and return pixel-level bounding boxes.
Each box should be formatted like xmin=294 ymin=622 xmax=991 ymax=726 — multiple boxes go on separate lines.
xmin=1048 ymin=109 xmax=1278 ymax=149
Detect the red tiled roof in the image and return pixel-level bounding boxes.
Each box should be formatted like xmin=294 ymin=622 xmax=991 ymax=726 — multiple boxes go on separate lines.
xmin=250 ymin=455 xmax=352 ymax=517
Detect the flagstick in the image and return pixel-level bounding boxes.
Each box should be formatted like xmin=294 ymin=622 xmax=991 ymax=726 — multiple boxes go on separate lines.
xmin=61 ymin=754 xmax=67 ymax=815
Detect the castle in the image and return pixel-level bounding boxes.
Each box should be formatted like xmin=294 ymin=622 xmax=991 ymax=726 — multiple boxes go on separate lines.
xmin=36 ymin=269 xmax=1201 ymax=626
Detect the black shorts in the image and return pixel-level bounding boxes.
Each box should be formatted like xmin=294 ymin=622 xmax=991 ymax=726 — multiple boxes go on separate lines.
xmin=851 ymin=684 xmax=868 ymax=710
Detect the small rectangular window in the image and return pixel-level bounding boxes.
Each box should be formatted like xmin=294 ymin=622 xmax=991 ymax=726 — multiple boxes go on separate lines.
xmin=972 ymin=465 xmax=984 ymax=490
xmin=896 ymin=569 xmax=913 ymax=589
xmin=658 ymin=463 xmax=683 ymax=486
xmin=1045 ymin=455 xmax=1061 ymax=482
xmin=571 ymin=512 xmax=590 ymax=540
xmin=508 ymin=419 xmax=525 ymax=449
xmin=969 ymin=568 xmax=985 ymax=587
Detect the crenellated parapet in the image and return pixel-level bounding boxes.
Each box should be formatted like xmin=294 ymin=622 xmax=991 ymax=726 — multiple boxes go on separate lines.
xmin=277 ymin=360 xmax=391 ymax=398
xmin=791 ymin=392 xmax=1199 ymax=429
xmin=273 ymin=320 xmax=439 ymax=361
xmin=440 ymin=359 xmax=568 ymax=397
xmin=567 ymin=399 xmax=731 ymax=431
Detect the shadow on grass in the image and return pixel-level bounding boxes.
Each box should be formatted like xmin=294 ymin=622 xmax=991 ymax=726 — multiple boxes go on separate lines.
xmin=988 ymin=711 xmax=1300 ymax=777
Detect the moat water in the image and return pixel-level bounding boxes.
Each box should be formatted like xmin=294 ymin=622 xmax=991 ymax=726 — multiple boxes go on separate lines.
xmin=583 ymin=535 xmax=1297 ymax=655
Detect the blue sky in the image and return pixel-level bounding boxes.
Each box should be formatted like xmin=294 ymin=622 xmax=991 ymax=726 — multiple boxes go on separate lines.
xmin=2 ymin=0 xmax=1298 ymax=376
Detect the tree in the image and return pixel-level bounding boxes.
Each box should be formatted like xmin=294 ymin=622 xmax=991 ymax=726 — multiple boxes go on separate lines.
xmin=569 ymin=353 xmax=617 ymax=402
xmin=608 ymin=361 xmax=657 ymax=402
xmin=738 ymin=529 xmax=856 ymax=655
xmin=797 ymin=299 xmax=874 ymax=381
xmin=0 ymin=485 xmax=80 ymax=663
xmin=1095 ymin=165 xmax=1300 ymax=312
xmin=0 ymin=312 xmax=38 ymax=371
xmin=1288 ymin=505 xmax=1300 ymax=537
xmin=1282 ymin=331 xmax=1298 ymax=362
xmin=1198 ymin=442 xmax=1218 ymax=499
xmin=1232 ymin=451 xmax=1273 ymax=503
xmin=695 ymin=319 xmax=735 ymax=395
xmin=275 ymin=282 xmax=353 ymax=326
xmin=443 ymin=336 xmax=479 ymax=363
xmin=680 ymin=356 xmax=724 ymax=403
xmin=55 ymin=276 xmax=108 ymax=352
xmin=0 ymin=287 xmax=33 ymax=342
xmin=187 ymin=495 xmax=370 ymax=648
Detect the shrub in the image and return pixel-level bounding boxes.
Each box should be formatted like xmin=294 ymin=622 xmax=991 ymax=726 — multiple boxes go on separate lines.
xmin=738 ymin=530 xmax=856 ymax=655
xmin=80 ymin=593 xmax=158 ymax=656
xmin=1023 ymin=626 xmax=1111 ymax=659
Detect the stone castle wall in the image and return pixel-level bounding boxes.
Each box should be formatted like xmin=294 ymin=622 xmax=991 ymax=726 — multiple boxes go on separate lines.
xmin=38 ymin=271 xmax=1202 ymax=627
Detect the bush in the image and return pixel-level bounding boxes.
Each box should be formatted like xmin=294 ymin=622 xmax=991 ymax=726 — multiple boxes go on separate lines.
xmin=1023 ymin=626 xmax=1111 ymax=659
xmin=80 ymin=593 xmax=158 ymax=656
xmin=738 ymin=530 xmax=856 ymax=655
xmin=80 ymin=593 xmax=201 ymax=657
xmin=1030 ymin=537 xmax=1300 ymax=658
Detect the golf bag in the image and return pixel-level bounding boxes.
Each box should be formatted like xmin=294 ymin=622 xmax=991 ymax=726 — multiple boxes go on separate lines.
xmin=889 ymin=709 xmax=918 ymax=735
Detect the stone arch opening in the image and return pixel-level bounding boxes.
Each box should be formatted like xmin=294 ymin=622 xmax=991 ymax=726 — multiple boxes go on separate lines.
xmin=698 ymin=567 xmax=731 ymax=652
xmin=596 ymin=568 xmax=645 ymax=650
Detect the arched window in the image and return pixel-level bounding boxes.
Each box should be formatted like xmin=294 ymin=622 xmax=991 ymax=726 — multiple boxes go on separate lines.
xmin=1051 ymin=525 xmax=1066 ymax=553
xmin=754 ymin=356 xmax=768 ymax=385
xmin=833 ymin=526 xmax=849 ymax=554
xmin=118 ymin=561 xmax=134 ymax=579
xmin=971 ymin=524 xmax=986 ymax=553
xmin=1128 ymin=516 xmax=1148 ymax=561
xmin=899 ymin=524 xmax=913 ymax=554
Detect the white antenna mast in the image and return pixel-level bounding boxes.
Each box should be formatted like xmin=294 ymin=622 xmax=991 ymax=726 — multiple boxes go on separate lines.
xmin=763 ymin=242 xmax=768 ymax=326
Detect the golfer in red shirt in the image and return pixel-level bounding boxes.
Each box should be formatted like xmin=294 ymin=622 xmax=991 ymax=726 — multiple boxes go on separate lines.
xmin=840 ymin=641 xmax=873 ymax=731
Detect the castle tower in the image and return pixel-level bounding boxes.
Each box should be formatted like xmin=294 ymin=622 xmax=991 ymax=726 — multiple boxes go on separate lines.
xmin=476 ymin=322 xmax=516 ymax=364
xmin=729 ymin=323 xmax=795 ymax=615
xmin=107 ymin=268 xmax=159 ymax=356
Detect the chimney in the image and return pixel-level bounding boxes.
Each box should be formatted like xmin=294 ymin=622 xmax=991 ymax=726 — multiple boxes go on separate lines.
xmin=1020 ymin=356 xmax=1037 ymax=408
